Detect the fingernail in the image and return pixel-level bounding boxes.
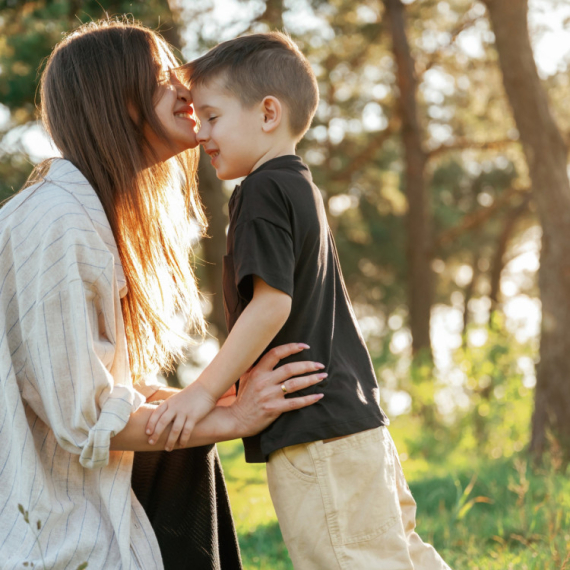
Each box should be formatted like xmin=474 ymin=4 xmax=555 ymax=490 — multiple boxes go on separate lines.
xmin=165 ymin=447 xmax=172 ymax=452
xmin=299 ymin=343 xmax=310 ymax=349
xmin=314 ymin=362 xmax=325 ymax=369
xmin=318 ymin=373 xmax=328 ymax=379
xmin=149 ymin=439 xmax=155 ymax=445
xmin=146 ymin=429 xmax=151 ymax=435
xmin=314 ymin=394 xmax=324 ymax=400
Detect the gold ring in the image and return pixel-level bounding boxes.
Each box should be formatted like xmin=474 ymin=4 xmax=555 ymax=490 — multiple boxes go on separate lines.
xmin=281 ymin=383 xmax=288 ymax=394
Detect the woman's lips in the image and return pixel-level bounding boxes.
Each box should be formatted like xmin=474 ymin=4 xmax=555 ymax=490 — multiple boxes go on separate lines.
xmin=174 ymin=112 xmax=196 ymax=125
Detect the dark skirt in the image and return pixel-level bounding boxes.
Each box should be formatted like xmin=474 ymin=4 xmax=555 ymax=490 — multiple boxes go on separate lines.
xmin=131 ymin=445 xmax=243 ymax=570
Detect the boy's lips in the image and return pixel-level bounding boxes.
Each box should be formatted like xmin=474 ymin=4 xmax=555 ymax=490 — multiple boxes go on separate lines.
xmin=205 ymin=149 xmax=220 ymax=166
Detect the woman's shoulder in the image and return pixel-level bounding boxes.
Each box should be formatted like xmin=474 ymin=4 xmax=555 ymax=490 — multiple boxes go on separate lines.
xmin=2 ymin=160 xmax=89 ymax=220
xmin=0 ymin=159 xmax=116 ymax=264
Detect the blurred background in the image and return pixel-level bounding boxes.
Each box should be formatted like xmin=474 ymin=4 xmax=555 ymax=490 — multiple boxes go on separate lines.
xmin=1 ymin=0 xmax=570 ymax=568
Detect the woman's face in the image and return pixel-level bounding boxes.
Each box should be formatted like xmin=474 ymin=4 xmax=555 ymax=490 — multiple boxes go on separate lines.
xmin=145 ymin=46 xmax=198 ymax=161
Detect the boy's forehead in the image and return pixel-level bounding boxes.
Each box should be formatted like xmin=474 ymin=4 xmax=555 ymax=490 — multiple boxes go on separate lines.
xmin=192 ymin=78 xmax=239 ymax=109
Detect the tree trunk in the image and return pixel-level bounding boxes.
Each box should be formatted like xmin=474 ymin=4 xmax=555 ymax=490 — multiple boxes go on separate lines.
xmin=462 ymin=247 xmax=481 ymax=336
xmin=198 ymin=152 xmax=230 ymax=342
xmin=383 ymin=0 xmax=433 ymax=356
xmin=256 ymin=0 xmax=284 ymax=28
xmin=488 ymin=195 xmax=531 ymax=321
xmin=484 ymin=0 xmax=570 ymax=460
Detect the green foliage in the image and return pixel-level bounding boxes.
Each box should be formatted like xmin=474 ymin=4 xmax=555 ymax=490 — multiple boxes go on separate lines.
xmin=386 ymin=315 xmax=536 ymax=471
xmin=452 ymin=314 xmax=535 ymax=457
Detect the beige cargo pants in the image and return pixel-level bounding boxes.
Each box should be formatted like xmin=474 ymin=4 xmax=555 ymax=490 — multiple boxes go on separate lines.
xmin=267 ymin=427 xmax=451 ymax=569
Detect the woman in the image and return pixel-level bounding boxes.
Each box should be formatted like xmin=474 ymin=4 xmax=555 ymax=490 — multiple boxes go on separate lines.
xmin=0 ymin=19 xmax=324 ymax=569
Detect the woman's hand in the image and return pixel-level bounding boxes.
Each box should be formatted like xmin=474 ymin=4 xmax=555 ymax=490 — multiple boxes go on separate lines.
xmin=227 ymin=343 xmax=327 ymax=439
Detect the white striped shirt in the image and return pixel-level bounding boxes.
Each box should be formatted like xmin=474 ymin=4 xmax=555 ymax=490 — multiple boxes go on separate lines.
xmin=0 ymin=159 xmax=164 ymax=569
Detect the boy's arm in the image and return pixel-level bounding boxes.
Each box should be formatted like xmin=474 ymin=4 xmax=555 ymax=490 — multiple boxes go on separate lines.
xmin=146 ymin=276 xmax=301 ymax=450
xmin=195 ymin=275 xmax=292 ymax=396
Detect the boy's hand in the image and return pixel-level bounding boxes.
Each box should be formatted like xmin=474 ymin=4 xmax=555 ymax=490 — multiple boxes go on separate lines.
xmin=145 ymin=381 xmax=218 ymax=451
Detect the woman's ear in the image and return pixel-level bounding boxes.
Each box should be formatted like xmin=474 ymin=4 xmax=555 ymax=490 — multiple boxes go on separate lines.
xmin=260 ymin=96 xmax=282 ymax=133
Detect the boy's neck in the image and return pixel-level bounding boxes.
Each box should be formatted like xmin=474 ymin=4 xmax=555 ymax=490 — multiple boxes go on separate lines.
xmin=249 ymin=140 xmax=297 ymax=174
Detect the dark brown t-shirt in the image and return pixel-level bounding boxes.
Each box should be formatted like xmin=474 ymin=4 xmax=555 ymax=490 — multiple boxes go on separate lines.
xmin=223 ymin=155 xmax=388 ymax=463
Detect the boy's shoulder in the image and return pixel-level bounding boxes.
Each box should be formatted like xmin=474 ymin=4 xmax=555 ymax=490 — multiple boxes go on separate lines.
xmin=241 ymin=157 xmax=316 ymax=204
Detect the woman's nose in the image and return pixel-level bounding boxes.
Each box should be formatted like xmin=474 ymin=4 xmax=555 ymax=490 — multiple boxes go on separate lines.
xmin=177 ymin=87 xmax=192 ymax=103
xmin=171 ymin=73 xmax=192 ymax=103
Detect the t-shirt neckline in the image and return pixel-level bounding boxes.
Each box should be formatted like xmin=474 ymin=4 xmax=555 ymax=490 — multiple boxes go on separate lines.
xmin=246 ymin=154 xmax=305 ymax=178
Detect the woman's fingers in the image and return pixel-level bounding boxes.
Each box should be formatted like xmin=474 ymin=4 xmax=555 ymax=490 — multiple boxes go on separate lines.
xmin=257 ymin=343 xmax=310 ymax=371
xmin=281 ymin=372 xmax=328 ymax=394
xmin=279 ymin=392 xmax=324 ymax=412
xmin=272 ymin=361 xmax=325 ymax=384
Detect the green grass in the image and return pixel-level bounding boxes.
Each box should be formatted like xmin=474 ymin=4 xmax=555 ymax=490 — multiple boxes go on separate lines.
xmin=218 ymin=422 xmax=570 ymax=570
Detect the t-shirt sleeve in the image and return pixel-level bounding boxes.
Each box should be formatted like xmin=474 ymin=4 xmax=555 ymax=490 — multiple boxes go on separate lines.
xmin=232 ymin=173 xmax=295 ymax=299
xmin=233 ymin=218 xmax=295 ymax=299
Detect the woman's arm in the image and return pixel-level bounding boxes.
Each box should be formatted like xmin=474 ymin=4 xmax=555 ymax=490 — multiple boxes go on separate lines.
xmin=111 ymin=343 xmax=325 ymax=451
xmin=110 ymin=404 xmax=239 ymax=451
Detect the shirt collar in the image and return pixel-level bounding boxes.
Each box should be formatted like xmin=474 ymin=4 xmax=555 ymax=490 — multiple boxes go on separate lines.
xmin=229 ymin=154 xmax=312 ymax=213
xmin=247 ymin=154 xmax=311 ymax=179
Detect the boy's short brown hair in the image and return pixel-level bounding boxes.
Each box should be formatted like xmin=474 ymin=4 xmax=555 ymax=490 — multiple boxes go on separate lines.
xmin=181 ymin=32 xmax=319 ymax=140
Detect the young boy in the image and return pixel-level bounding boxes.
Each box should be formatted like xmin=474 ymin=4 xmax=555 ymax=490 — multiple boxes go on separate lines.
xmin=147 ymin=32 xmax=451 ymax=569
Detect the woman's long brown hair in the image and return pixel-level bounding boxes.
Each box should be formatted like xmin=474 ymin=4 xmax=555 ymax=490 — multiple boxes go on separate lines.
xmin=31 ymin=19 xmax=206 ymax=380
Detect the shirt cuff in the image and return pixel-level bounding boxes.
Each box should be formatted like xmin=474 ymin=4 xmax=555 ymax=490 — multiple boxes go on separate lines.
xmin=79 ymin=385 xmax=145 ymax=469
xmin=134 ymin=373 xmax=165 ymax=401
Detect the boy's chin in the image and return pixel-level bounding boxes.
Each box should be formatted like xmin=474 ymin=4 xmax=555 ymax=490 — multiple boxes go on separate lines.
xmin=215 ymin=168 xmax=245 ymax=181
xmin=215 ymin=171 xmax=231 ymax=181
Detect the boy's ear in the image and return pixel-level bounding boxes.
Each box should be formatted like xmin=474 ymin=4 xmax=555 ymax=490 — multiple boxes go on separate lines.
xmin=260 ymin=96 xmax=282 ymax=133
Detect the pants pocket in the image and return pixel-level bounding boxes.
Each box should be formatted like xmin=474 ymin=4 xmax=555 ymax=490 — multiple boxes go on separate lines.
xmin=312 ymin=427 xmax=400 ymax=546
xmin=267 ymin=445 xmax=320 ymax=546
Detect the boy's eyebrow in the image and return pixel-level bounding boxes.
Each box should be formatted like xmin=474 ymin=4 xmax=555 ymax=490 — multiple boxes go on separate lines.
xmin=195 ymin=104 xmax=219 ymax=112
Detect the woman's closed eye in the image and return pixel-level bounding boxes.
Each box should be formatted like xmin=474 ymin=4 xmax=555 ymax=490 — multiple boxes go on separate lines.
xmin=208 ymin=116 xmax=218 ymax=122
xmin=157 ymin=71 xmax=171 ymax=86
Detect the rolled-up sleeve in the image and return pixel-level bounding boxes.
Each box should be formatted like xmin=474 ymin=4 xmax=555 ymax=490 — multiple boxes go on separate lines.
xmin=134 ymin=373 xmax=164 ymax=401
xmin=25 ymin=256 xmax=144 ymax=468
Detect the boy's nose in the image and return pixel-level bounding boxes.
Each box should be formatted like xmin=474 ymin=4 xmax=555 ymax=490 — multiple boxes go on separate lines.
xmin=196 ymin=125 xmax=208 ymax=144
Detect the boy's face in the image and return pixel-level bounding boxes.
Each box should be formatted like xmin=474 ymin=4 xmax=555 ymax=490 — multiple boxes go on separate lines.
xmin=192 ymin=78 xmax=266 ymax=180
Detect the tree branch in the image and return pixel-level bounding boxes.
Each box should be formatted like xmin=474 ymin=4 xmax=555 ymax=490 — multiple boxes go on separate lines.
xmin=434 ymin=186 xmax=531 ymax=249
xmin=332 ymin=117 xmax=400 ymax=182
xmin=418 ymin=14 xmax=486 ymax=77
xmin=428 ymin=137 xmax=516 ymax=158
